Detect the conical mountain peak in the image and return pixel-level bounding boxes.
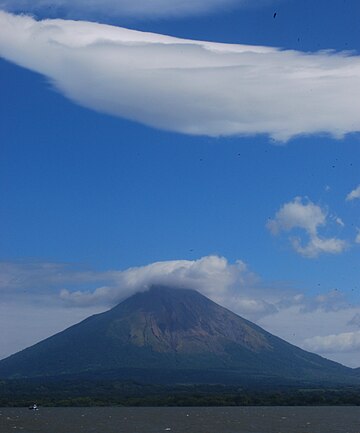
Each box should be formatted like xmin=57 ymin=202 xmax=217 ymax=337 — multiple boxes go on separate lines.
xmin=109 ymin=286 xmax=270 ymax=352
xmin=0 ymin=286 xmax=355 ymax=385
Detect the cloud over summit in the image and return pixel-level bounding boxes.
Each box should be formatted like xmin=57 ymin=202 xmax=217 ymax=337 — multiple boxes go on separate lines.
xmin=1 ymin=11 xmax=360 ymax=141
xmin=59 ymin=255 xmax=259 ymax=308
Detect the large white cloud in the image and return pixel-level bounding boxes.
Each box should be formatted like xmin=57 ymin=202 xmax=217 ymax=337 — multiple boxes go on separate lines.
xmin=267 ymin=197 xmax=348 ymax=258
xmin=0 ymin=0 xmax=246 ymax=19
xmin=1 ymin=11 xmax=360 ymax=141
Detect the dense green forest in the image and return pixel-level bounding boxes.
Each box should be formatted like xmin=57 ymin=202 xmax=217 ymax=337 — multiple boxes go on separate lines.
xmin=1 ymin=378 xmax=359 ymax=407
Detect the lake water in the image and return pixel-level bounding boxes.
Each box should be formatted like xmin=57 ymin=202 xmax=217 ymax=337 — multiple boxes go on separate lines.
xmin=0 ymin=406 xmax=359 ymax=433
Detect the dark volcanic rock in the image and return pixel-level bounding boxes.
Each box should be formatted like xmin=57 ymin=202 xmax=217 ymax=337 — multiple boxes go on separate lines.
xmin=0 ymin=286 xmax=356 ymax=385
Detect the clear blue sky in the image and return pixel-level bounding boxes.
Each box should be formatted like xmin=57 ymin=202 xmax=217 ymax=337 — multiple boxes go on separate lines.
xmin=0 ymin=0 xmax=359 ymax=366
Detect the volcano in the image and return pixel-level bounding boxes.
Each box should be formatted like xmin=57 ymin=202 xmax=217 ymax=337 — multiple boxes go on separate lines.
xmin=0 ymin=286 xmax=356 ymax=385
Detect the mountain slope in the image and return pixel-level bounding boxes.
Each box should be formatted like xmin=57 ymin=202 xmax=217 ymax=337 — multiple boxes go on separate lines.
xmin=0 ymin=286 xmax=356 ymax=385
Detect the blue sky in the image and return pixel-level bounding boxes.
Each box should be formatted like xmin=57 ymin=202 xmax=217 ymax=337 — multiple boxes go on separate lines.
xmin=0 ymin=0 xmax=359 ymax=367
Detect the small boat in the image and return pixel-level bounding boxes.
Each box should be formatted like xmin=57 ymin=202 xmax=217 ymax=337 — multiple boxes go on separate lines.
xmin=28 ymin=403 xmax=39 ymax=411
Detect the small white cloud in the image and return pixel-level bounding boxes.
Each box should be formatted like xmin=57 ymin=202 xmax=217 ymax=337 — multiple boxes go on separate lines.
xmin=302 ymin=290 xmax=349 ymax=313
xmin=346 ymin=185 xmax=360 ymax=201
xmin=230 ymin=298 xmax=278 ymax=317
xmin=267 ymin=197 xmax=326 ymax=236
xmin=291 ymin=235 xmax=347 ymax=258
xmin=335 ymin=217 xmax=345 ymax=227
xmin=1 ymin=12 xmax=360 ymax=141
xmin=267 ymin=197 xmax=347 ymax=258
xmin=303 ymin=331 xmax=360 ymax=354
xmin=356 ymin=229 xmax=360 ymax=244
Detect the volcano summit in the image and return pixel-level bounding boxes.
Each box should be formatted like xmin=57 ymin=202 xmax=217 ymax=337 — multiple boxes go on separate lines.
xmin=0 ymin=287 xmax=356 ymax=386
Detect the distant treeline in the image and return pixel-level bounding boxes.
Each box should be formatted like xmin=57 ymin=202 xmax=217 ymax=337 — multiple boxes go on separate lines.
xmin=0 ymin=379 xmax=360 ymax=407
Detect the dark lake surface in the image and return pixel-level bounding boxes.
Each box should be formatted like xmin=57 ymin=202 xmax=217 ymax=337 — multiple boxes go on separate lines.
xmin=0 ymin=406 xmax=359 ymax=433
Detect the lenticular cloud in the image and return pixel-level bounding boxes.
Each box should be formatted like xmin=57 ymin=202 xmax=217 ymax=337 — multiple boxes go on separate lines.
xmin=1 ymin=11 xmax=360 ymax=141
